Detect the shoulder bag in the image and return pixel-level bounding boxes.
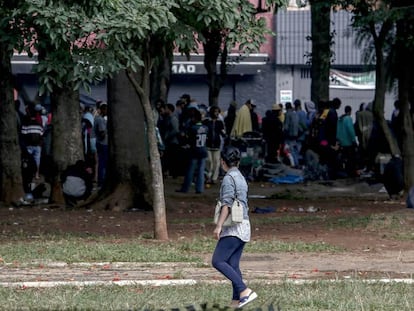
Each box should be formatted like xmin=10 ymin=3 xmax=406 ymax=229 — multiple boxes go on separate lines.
xmin=214 ymin=174 xmax=244 ymax=227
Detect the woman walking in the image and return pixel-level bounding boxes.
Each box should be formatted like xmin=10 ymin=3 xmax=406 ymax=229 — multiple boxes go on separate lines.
xmin=212 ymin=146 xmax=257 ymax=308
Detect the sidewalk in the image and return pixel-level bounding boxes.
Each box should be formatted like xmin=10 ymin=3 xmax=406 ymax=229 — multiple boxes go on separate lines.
xmin=1 ymin=251 xmax=413 ymax=288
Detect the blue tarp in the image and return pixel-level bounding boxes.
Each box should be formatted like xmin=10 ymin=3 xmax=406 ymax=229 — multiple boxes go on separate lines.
xmin=269 ymin=174 xmax=304 ymax=184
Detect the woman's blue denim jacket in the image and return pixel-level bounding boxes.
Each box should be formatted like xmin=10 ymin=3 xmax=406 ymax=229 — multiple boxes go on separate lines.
xmin=220 ymin=167 xmax=249 ymax=219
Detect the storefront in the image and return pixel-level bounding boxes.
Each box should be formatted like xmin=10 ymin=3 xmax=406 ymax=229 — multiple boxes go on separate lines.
xmin=168 ymin=53 xmax=275 ymax=115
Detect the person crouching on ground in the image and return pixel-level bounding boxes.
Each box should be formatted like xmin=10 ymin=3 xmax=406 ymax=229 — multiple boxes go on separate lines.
xmin=61 ymin=160 xmax=93 ymax=207
xmin=212 ymin=146 xmax=257 ymax=308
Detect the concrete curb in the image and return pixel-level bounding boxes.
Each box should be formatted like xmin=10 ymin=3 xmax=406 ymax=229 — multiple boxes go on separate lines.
xmin=1 ymin=278 xmax=413 ymax=288
xmin=0 ymin=279 xmax=197 ymax=288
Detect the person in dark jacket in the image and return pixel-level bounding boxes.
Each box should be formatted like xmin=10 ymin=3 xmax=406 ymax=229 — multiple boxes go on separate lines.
xmin=204 ymin=106 xmax=226 ymax=184
xmin=261 ymin=104 xmax=284 ymax=163
xmin=61 ymin=160 xmax=93 ymax=207
xmin=21 ymin=106 xmax=44 ymax=180
xmin=177 ymin=109 xmax=208 ymax=193
xmin=224 ymin=101 xmax=237 ymax=141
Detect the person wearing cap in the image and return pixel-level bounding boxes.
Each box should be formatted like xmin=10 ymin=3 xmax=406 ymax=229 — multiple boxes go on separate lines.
xmin=262 ymin=104 xmax=283 ymax=163
xmin=93 ymin=101 xmax=108 ymax=187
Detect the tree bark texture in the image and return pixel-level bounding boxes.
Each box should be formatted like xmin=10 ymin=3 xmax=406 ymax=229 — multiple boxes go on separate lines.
xmin=50 ymin=86 xmax=83 ymax=204
xmin=203 ymin=29 xmax=224 ymax=107
xmin=149 ymin=35 xmax=173 ymax=106
xmin=102 ymin=70 xmax=153 ymax=212
xmin=310 ymin=0 xmax=331 ymax=106
xmin=396 ymin=16 xmax=414 ymax=189
xmin=0 ymin=46 xmax=23 ymax=203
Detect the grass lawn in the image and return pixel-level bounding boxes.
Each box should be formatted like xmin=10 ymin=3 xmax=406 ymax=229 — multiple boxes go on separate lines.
xmin=1 ymin=282 xmax=413 ymax=310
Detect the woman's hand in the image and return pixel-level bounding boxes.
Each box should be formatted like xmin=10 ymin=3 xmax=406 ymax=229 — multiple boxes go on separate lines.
xmin=213 ymin=225 xmax=222 ymax=240
xmin=213 ymin=205 xmax=229 ymax=239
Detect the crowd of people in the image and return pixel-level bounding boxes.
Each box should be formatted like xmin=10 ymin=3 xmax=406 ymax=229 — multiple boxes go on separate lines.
xmin=156 ymin=94 xmax=398 ymax=192
xmin=16 ymin=90 xmax=399 ymax=202
xmin=16 ymin=97 xmax=108 ymax=207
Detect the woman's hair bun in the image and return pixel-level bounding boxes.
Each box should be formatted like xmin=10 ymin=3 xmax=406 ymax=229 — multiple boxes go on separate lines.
xmin=221 ymin=146 xmax=241 ymax=166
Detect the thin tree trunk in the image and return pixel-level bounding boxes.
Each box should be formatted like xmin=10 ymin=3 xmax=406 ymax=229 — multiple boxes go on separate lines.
xmin=127 ymin=65 xmax=168 ymax=240
xmin=0 ymin=46 xmax=23 ymax=203
xmin=370 ymin=21 xmax=400 ymax=157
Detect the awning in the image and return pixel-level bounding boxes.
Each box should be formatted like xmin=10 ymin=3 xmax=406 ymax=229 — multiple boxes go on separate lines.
xmin=11 ymin=52 xmax=270 ymax=76
xmin=11 ymin=53 xmax=37 ymax=74
xmin=172 ymin=53 xmax=269 ymax=75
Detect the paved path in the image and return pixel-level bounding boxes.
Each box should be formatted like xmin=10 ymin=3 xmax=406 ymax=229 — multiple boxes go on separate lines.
xmin=1 ymin=251 xmax=413 ymax=288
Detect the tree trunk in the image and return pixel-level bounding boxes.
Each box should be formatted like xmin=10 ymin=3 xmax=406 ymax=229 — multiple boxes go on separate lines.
xmin=50 ymin=86 xmax=83 ymax=204
xmin=370 ymin=21 xmax=400 ymax=157
xmin=127 ymin=62 xmax=168 ymax=240
xmin=97 ymin=70 xmax=153 ymax=213
xmin=0 ymin=45 xmax=23 ymax=203
xmin=203 ymin=29 xmax=223 ymax=107
xmin=149 ymin=35 xmax=173 ymax=106
xmin=310 ymin=0 xmax=331 ymax=106
xmin=396 ymin=15 xmax=414 ymax=189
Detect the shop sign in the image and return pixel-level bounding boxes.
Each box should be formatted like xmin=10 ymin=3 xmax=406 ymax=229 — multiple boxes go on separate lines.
xmin=280 ymin=90 xmax=293 ymax=103
xmin=171 ymin=64 xmax=197 ymax=74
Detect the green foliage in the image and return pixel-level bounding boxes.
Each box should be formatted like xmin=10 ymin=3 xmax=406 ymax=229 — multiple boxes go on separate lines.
xmin=3 ymin=0 xmax=289 ymax=94
xmin=5 ymin=0 xmax=177 ymax=94
xmin=174 ymin=0 xmax=286 ymax=55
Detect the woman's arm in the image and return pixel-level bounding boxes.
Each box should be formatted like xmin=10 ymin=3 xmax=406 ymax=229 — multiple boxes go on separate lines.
xmin=213 ymin=205 xmax=230 ymax=240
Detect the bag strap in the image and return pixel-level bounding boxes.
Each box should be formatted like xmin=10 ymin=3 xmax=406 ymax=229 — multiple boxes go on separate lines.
xmin=228 ymin=173 xmax=238 ymax=199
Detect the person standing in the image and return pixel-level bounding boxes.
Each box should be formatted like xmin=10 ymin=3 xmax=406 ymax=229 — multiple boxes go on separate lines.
xmin=354 ymin=102 xmax=374 ymax=171
xmin=159 ymin=103 xmax=180 ymax=178
xmin=204 ymin=106 xmax=226 ymax=184
xmin=212 ymin=146 xmax=257 ymax=308
xmin=94 ymin=101 xmax=108 ymax=188
xmin=249 ymin=101 xmax=260 ymax=132
xmin=337 ymin=105 xmax=357 ymax=177
xmin=283 ymin=102 xmax=300 ymax=167
xmin=176 ymin=109 xmax=208 ymax=193
xmin=294 ymin=99 xmax=307 ymax=163
xmin=262 ymin=104 xmax=284 ymax=163
xmin=230 ymin=99 xmax=253 ymax=138
xmin=224 ymin=101 xmax=237 ymax=138
xmin=21 ymin=105 xmax=44 ymax=180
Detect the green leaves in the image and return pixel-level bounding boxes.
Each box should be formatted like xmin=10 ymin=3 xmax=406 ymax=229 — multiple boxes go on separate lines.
xmin=7 ymin=0 xmax=177 ymax=93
